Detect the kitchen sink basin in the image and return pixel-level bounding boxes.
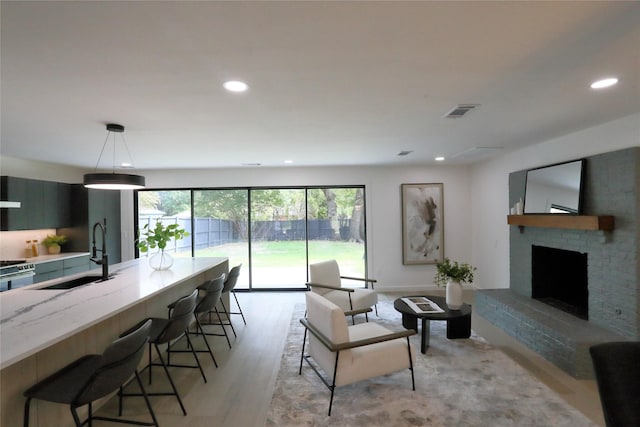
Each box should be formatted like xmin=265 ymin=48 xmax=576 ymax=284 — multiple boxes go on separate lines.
xmin=38 ymin=275 xmax=107 ymax=290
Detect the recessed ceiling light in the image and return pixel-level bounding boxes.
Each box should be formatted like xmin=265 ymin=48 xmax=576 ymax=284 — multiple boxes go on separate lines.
xmin=284 ymin=160 xmax=293 ymax=164
xmin=590 ymin=78 xmax=618 ymax=89
xmin=435 ymin=157 xmax=445 ymax=162
xmin=223 ymin=80 xmax=249 ymax=92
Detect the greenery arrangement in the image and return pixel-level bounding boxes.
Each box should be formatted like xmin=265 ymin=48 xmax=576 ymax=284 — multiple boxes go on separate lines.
xmin=136 ymin=221 xmax=189 ymax=253
xmin=41 ymin=234 xmax=68 ymax=247
xmin=434 ymin=258 xmax=476 ymax=286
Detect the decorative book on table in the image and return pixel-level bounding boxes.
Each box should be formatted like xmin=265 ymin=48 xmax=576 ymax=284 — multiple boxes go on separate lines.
xmin=401 ymin=297 xmax=445 ymax=314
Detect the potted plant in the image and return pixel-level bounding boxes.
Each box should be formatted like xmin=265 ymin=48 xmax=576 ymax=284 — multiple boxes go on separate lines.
xmin=41 ymin=234 xmax=68 ymax=254
xmin=137 ymin=221 xmax=189 ymax=270
xmin=434 ymin=258 xmax=476 ymax=310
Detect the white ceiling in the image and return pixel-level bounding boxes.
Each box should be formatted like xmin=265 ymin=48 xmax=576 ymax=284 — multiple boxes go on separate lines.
xmin=1 ymin=1 xmax=639 ymax=171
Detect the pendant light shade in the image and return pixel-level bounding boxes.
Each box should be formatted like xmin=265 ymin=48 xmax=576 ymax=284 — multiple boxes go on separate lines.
xmin=84 ymin=123 xmax=146 ymax=190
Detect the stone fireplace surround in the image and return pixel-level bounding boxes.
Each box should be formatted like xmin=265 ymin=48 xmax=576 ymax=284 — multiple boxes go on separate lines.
xmin=476 ymin=147 xmax=639 ymax=379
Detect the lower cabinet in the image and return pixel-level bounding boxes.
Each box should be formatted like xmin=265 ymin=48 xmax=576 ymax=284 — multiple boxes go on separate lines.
xmin=33 ymin=256 xmax=90 ymax=284
xmin=63 ymin=255 xmax=91 ymax=276
xmin=34 ymin=261 xmax=64 ymax=284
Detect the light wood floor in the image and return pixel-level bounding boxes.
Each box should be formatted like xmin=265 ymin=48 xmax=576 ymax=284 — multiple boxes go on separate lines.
xmin=94 ymin=290 xmax=604 ymax=427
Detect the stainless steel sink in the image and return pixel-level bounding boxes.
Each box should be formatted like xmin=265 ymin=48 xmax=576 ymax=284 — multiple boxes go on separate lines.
xmin=37 ymin=275 xmax=106 ymax=290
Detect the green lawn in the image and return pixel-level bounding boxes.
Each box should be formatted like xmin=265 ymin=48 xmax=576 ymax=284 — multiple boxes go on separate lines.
xmin=185 ymin=240 xmax=367 ymax=285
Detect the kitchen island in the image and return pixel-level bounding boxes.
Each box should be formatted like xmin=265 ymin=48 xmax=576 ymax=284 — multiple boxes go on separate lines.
xmin=0 ymin=256 xmax=228 ymax=427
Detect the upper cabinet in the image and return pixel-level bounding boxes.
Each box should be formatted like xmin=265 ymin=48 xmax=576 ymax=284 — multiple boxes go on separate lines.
xmin=1 ymin=176 xmax=72 ymax=231
xmin=59 ymin=185 xmax=121 ymax=264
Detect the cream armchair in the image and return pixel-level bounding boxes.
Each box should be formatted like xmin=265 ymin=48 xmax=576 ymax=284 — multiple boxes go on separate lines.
xmin=299 ymin=292 xmax=416 ymax=416
xmin=307 ymin=260 xmax=378 ymax=322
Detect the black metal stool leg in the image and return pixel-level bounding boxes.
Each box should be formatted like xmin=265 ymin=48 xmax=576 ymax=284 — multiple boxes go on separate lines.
xmin=154 ymin=343 xmax=187 ymax=415
xmin=23 ymin=397 xmax=32 ymax=427
xmin=232 ymin=290 xmax=247 ymax=325
xmin=195 ymin=316 xmax=218 ymax=367
xmin=184 ymin=332 xmax=207 ymax=383
xmin=219 ymin=299 xmax=237 ymax=337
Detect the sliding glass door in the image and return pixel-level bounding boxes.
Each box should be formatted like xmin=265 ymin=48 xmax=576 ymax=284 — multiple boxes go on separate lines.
xmin=135 ymin=185 xmax=366 ymax=290
xmin=307 ymin=187 xmax=366 ymax=282
xmin=249 ymin=188 xmax=307 ymax=289
xmin=193 ymin=189 xmax=249 ymax=289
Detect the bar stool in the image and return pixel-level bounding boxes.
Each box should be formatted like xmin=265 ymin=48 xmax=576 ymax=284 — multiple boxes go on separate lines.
xmin=168 ymin=274 xmax=225 ymax=366
xmin=223 ymin=264 xmax=246 ymax=326
xmin=121 ymin=289 xmax=203 ymax=416
xmin=202 ymin=265 xmax=245 ymax=346
xmin=23 ymin=319 xmax=157 ymax=427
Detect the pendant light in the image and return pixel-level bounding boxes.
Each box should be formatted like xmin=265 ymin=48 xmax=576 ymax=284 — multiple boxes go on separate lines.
xmin=83 ymin=123 xmax=146 ymax=190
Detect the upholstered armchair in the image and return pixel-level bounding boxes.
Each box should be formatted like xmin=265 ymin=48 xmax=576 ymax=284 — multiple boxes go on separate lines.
xmin=307 ymin=260 xmax=378 ymax=322
xmin=299 ymin=292 xmax=416 ymax=416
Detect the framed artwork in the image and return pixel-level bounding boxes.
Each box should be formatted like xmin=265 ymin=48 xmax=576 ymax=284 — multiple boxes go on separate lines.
xmin=401 ymin=183 xmax=444 ymax=265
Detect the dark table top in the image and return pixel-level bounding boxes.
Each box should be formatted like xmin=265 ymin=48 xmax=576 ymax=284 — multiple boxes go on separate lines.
xmin=393 ymin=295 xmax=471 ymax=320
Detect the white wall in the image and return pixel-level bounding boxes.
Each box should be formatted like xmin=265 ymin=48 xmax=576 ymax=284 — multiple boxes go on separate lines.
xmin=5 ymin=112 xmax=637 ymax=292
xmin=470 ymin=112 xmax=640 ymax=289
xmin=132 ymin=164 xmax=472 ymax=291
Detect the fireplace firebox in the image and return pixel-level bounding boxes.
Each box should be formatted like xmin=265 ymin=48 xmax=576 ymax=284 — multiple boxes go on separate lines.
xmin=531 ymin=245 xmax=588 ymax=320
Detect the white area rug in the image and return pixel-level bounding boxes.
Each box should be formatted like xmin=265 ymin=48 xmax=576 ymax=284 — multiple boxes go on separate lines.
xmin=266 ymin=302 xmax=596 ymax=426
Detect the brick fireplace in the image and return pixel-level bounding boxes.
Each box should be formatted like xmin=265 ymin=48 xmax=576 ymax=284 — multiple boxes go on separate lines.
xmin=476 ymin=147 xmax=639 ymax=378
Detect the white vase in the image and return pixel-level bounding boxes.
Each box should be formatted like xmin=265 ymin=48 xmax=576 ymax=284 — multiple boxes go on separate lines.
xmin=446 ymin=279 xmax=463 ymax=310
xmin=149 ymin=250 xmax=173 ymax=270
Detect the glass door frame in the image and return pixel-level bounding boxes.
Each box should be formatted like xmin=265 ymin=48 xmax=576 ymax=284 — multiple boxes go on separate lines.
xmin=134 ymin=185 xmax=368 ymax=291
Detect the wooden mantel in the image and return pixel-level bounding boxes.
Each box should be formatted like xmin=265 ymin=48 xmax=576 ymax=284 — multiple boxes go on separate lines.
xmin=507 ymin=215 xmax=615 ymax=231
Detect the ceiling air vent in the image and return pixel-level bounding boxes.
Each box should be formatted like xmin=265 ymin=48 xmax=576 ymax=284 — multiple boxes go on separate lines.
xmin=397 ymin=150 xmax=413 ymax=157
xmin=443 ymin=104 xmax=480 ymax=119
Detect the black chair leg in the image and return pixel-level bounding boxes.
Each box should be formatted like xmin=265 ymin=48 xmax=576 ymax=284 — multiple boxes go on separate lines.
xmin=299 ymin=328 xmax=308 ymax=375
xmin=200 ymin=308 xmax=233 ymax=348
xmin=135 ymin=370 xmax=160 ymax=427
xmin=70 ymin=404 xmax=83 ymax=427
xmin=147 ymin=342 xmax=153 ymax=385
xmin=232 ymin=290 xmax=247 ymax=325
xmin=195 ymin=316 xmax=218 ymax=367
xmin=215 ymin=308 xmax=233 ymax=348
xmin=154 ymin=343 xmax=188 ymax=415
xmin=23 ymin=397 xmax=31 ymax=427
xmin=184 ymin=331 xmax=207 ymax=383
xmin=219 ymin=299 xmax=237 ymax=338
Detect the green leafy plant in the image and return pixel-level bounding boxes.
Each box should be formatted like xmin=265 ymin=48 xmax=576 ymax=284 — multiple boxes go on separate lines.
xmin=136 ymin=221 xmax=189 ymax=253
xmin=434 ymin=258 xmax=476 ymax=286
xmin=41 ymin=234 xmax=68 ymax=247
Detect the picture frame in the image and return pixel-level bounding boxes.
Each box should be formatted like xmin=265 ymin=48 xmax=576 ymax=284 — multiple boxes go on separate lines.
xmin=401 ymin=183 xmax=444 ymax=265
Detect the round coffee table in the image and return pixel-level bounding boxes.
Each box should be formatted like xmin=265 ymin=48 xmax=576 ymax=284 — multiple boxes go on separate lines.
xmin=394 ymin=295 xmax=471 ymax=353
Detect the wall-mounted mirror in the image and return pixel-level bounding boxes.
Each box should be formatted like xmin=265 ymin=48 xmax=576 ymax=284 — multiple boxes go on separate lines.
xmin=524 ymin=159 xmax=584 ymax=214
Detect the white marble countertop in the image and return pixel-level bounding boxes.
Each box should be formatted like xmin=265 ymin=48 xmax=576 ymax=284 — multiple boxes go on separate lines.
xmin=0 ymin=257 xmax=227 ymax=369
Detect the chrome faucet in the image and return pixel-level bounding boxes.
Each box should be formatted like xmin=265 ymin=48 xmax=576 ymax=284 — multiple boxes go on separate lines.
xmin=91 ymin=218 xmax=110 ymax=281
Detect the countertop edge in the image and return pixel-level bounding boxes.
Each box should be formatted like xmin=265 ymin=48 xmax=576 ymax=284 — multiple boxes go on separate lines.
xmin=25 ymin=252 xmax=91 ymax=264
xmin=0 ymin=257 xmax=227 ymax=370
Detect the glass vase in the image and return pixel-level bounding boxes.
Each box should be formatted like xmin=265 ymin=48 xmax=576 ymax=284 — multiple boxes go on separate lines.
xmin=149 ymin=250 xmax=173 ymax=271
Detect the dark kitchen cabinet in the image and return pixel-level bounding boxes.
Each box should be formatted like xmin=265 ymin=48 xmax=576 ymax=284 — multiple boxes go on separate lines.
xmin=33 ymin=260 xmax=64 ymax=284
xmin=0 ymin=176 xmax=72 ymax=230
xmin=63 ymin=255 xmax=91 ymax=276
xmin=33 ymin=255 xmax=91 ymax=284
xmin=1 ymin=176 xmax=28 ymax=230
xmin=60 ymin=186 xmax=121 ymax=265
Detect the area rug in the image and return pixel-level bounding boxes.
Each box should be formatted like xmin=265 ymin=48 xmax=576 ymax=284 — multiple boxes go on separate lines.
xmin=265 ymin=302 xmax=597 ymax=427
